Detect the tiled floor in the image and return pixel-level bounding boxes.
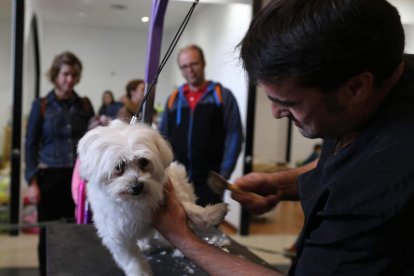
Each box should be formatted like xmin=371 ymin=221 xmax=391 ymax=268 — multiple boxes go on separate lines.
xmin=0 ymin=233 xmax=38 ymax=268
xmin=0 ymin=201 xmax=304 ymax=274
xmin=225 ymin=201 xmax=304 ymax=268
xmin=0 ymin=232 xmax=39 ymax=275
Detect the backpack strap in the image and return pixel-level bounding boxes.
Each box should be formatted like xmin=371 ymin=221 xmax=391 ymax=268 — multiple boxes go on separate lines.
xmin=166 ymin=83 xmax=223 ymax=111
xmin=40 ymin=97 xmax=48 ymax=119
xmin=214 ymin=83 xmax=223 ymax=104
xmin=40 ymin=96 xmax=91 ymax=119
xmin=167 ymin=89 xmax=179 ymax=109
xmin=211 ymin=83 xmax=223 ymax=106
xmin=81 ymin=97 xmax=92 ymax=113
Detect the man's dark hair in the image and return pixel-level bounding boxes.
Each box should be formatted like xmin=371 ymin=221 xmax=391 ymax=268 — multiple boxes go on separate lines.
xmin=239 ymin=0 xmax=405 ymax=90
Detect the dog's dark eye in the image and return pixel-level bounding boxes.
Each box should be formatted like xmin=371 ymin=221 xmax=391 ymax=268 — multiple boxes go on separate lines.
xmin=138 ymin=158 xmax=149 ymax=170
xmin=114 ymin=161 xmax=125 ymax=176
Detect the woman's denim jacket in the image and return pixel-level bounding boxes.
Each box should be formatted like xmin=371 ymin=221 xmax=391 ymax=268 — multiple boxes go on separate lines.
xmin=25 ymin=90 xmax=94 ymax=182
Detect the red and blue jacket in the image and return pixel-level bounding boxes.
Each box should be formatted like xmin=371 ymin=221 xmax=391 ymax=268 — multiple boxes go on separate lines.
xmin=159 ymin=81 xmax=243 ymax=205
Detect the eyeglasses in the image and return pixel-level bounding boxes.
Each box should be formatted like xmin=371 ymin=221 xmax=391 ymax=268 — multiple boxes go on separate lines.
xmin=179 ymin=61 xmax=201 ymax=71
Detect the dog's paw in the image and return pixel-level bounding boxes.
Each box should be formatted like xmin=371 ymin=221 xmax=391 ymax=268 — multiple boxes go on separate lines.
xmin=205 ymin=203 xmax=229 ymax=225
xmin=184 ymin=202 xmax=229 ymax=227
xmin=137 ymin=239 xmax=151 ymax=253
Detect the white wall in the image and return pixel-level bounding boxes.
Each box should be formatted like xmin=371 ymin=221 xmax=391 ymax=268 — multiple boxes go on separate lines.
xmin=390 ymin=0 xmax=414 ymax=54
xmin=404 ymin=25 xmax=414 ymax=54
xmin=156 ymin=4 xmax=251 ymax=120
xmin=157 ymin=3 xmax=252 ymax=230
xmin=0 ymin=19 xmax=12 ymax=144
xmin=39 ymin=24 xmax=149 ymax=113
xmin=253 ymin=86 xmax=289 ymax=164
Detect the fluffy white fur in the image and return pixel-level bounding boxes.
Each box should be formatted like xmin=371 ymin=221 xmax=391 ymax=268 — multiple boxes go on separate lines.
xmin=77 ymin=119 xmax=228 ymax=276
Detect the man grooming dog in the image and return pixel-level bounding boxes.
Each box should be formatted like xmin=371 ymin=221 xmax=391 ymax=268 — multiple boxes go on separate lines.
xmin=77 ymin=120 xmax=228 ymax=276
xmin=153 ymin=0 xmax=414 ymax=275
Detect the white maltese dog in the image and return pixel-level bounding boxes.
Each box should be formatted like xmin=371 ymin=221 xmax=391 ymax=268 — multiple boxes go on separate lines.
xmin=77 ymin=119 xmax=228 ymax=276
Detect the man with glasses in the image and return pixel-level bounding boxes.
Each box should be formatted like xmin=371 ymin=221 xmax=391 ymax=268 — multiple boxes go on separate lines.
xmin=159 ymin=44 xmax=243 ymax=207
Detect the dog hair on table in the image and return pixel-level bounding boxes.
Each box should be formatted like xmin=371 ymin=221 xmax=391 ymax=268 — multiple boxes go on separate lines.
xmin=77 ymin=119 xmax=228 ymax=276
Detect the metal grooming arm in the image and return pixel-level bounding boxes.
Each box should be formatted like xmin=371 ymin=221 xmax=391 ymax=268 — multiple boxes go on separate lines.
xmin=140 ymin=0 xmax=169 ymax=125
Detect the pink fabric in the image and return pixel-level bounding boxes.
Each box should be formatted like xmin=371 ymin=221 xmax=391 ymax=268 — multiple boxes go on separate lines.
xmin=72 ymin=158 xmax=90 ymax=224
xmin=76 ymin=179 xmax=87 ymax=224
xmin=71 ymin=159 xmax=82 ymax=204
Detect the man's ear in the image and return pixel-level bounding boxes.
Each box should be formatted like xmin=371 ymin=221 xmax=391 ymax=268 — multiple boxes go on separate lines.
xmin=345 ymin=71 xmax=374 ymax=98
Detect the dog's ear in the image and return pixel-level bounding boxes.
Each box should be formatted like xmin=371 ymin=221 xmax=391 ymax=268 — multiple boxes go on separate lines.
xmin=154 ymin=134 xmax=173 ymax=169
xmin=77 ymin=127 xmax=103 ymax=180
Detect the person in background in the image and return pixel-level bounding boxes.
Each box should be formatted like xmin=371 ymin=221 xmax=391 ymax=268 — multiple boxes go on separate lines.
xmin=87 ymin=90 xmax=122 ymax=129
xmin=153 ymin=0 xmax=414 ymax=275
xmin=97 ymin=90 xmax=122 ymax=119
xmin=300 ymin=143 xmax=322 ymax=165
xmin=159 ymin=44 xmax=243 ymax=206
xmin=117 ymin=79 xmax=145 ymax=122
xmin=25 ymin=51 xmax=94 ymax=276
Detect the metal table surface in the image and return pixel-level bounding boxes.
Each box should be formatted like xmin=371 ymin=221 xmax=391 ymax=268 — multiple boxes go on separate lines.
xmin=46 ymin=223 xmax=277 ymax=276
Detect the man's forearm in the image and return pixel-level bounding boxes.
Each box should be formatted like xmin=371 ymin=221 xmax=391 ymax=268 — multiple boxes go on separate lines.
xmin=170 ymin=230 xmax=283 ymax=276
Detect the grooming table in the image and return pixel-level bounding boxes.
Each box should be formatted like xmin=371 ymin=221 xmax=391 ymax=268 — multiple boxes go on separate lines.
xmin=46 ymin=223 xmax=276 ymax=276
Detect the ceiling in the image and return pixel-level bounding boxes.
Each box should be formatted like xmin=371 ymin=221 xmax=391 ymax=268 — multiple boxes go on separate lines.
xmin=36 ymin=0 xmax=196 ymax=31
xmin=0 ymin=0 xmax=251 ymax=31
xmin=36 ymin=0 xmax=251 ymax=31
xmin=35 ymin=0 xmax=414 ymax=30
xmin=1 ymin=0 xmax=412 ymax=31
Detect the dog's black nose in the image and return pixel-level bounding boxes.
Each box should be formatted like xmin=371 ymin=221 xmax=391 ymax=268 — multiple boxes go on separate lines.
xmin=129 ymin=182 xmax=144 ymax=195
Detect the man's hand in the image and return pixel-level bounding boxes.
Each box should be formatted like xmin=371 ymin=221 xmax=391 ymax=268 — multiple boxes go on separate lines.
xmin=232 ymin=172 xmax=280 ymax=214
xmin=232 ymin=160 xmax=318 ymax=214
xmin=153 ymin=180 xmax=193 ymax=246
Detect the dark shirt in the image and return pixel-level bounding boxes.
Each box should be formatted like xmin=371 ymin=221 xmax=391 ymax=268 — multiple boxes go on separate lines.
xmin=98 ymin=102 xmax=123 ymax=119
xmin=290 ymin=55 xmax=414 ymax=275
